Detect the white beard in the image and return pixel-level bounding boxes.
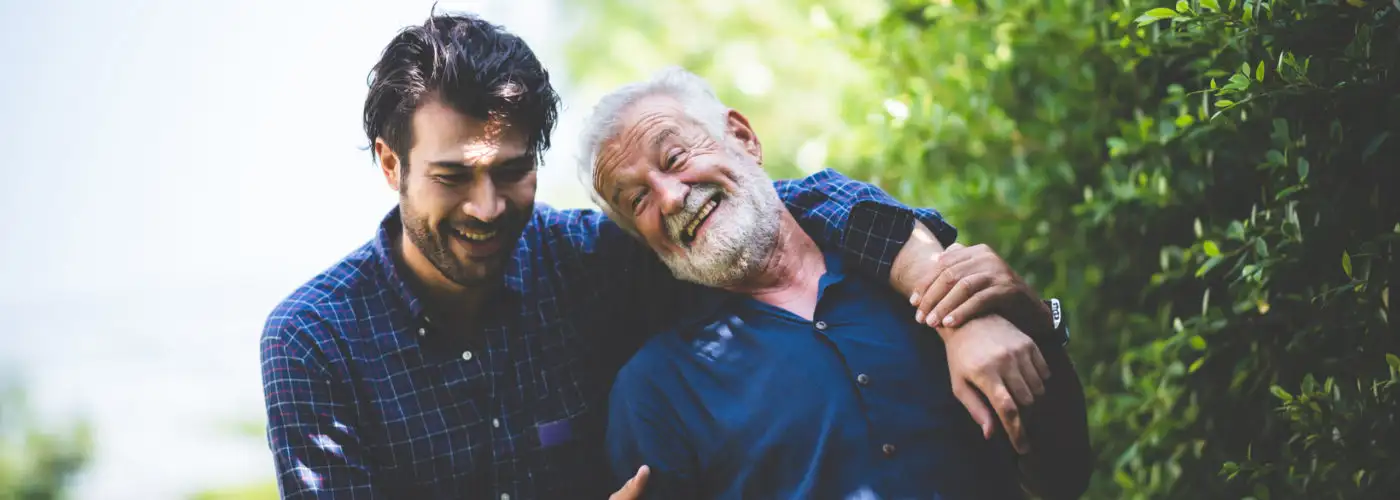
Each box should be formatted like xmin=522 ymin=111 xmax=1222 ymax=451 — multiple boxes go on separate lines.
xmin=658 ymin=160 xmax=783 ymax=288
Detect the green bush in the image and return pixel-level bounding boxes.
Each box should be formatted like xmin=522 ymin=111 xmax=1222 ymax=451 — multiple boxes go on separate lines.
xmin=566 ymin=0 xmax=1399 ymax=497
xmin=0 ymin=382 xmax=91 ymax=500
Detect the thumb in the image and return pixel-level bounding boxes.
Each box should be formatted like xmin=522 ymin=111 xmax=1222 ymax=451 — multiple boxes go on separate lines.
xmin=952 ymin=379 xmax=994 ymax=440
xmin=610 ymin=465 xmax=650 ymax=500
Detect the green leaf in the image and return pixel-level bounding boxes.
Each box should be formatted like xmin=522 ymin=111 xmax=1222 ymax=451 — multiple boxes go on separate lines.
xmin=1203 ymin=240 xmax=1221 ymax=257
xmin=1216 ymin=99 xmax=1235 ymax=108
xmin=1386 ymin=353 xmax=1400 ymax=371
xmin=1135 ymin=8 xmax=1178 ymax=25
xmin=1255 ymin=61 xmax=1265 ymax=82
xmin=1189 ymin=357 xmax=1206 ymax=373
xmin=1342 ymin=251 xmax=1353 ymax=277
xmin=1362 ymin=131 xmax=1390 ymax=163
xmin=1275 ymin=185 xmax=1304 ymax=200
xmin=1210 ymin=78 xmax=1218 ymax=89
xmin=1296 ymin=157 xmax=1309 ymax=180
xmin=1176 ymin=0 xmax=1190 ymax=12
xmin=1266 ymin=150 xmax=1286 ymax=165
xmin=1196 ymin=256 xmax=1223 ymax=277
xmin=1227 ymin=221 xmax=1245 ymax=240
xmin=1189 ymin=335 xmax=1207 ymax=350
xmin=1202 ymin=0 xmax=1221 ymax=10
xmin=1255 ymin=238 xmax=1269 ymax=257
xmin=1270 ymin=385 xmax=1293 ymax=402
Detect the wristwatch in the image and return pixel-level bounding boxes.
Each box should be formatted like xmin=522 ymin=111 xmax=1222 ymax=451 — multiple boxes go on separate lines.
xmin=1042 ymin=298 xmax=1070 ymax=347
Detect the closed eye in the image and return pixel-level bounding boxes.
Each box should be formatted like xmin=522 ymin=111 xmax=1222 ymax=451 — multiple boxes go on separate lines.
xmin=433 ymin=174 xmax=470 ymax=185
xmin=630 ymin=189 xmax=648 ymax=213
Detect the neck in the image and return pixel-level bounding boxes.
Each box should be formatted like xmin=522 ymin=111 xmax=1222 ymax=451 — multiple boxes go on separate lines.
xmin=397 ymin=230 xmax=490 ymax=325
xmin=723 ymin=213 xmax=826 ymax=320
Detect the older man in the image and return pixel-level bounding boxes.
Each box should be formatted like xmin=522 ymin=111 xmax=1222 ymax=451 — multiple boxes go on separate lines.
xmin=261 ymin=13 xmax=1054 ymax=500
xmin=581 ymin=68 xmax=1091 ymax=500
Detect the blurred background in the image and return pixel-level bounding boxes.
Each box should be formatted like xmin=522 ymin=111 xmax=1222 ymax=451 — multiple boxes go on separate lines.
xmin=1 ymin=0 xmax=1395 ymax=498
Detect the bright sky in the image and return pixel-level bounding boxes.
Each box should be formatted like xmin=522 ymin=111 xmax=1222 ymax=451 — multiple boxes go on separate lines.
xmin=0 ymin=0 xmax=591 ymax=308
xmin=0 ymin=0 xmax=591 ymax=496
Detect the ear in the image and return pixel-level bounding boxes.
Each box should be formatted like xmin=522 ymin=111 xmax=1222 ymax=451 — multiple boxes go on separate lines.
xmin=725 ymin=109 xmax=762 ymax=166
xmin=374 ymin=138 xmax=403 ymax=191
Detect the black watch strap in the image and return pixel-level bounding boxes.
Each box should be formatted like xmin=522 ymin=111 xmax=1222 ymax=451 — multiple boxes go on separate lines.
xmin=1043 ymin=298 xmax=1070 ymax=347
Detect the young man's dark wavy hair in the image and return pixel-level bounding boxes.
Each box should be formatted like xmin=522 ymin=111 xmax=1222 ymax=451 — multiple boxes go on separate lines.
xmin=362 ymin=12 xmax=559 ymax=168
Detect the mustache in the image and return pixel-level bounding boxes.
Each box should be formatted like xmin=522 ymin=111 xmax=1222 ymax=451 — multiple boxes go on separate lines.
xmin=443 ymin=215 xmax=516 ymax=234
xmin=667 ymin=184 xmax=723 ymax=241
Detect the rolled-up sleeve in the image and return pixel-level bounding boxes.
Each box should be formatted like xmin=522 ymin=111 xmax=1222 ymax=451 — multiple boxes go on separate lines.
xmin=775 ymin=168 xmax=958 ymax=280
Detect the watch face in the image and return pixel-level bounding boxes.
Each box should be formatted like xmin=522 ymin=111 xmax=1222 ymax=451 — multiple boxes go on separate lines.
xmin=1048 ymin=298 xmax=1063 ymax=328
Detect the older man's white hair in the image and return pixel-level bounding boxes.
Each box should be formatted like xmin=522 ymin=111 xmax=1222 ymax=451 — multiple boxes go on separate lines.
xmin=577 ymin=66 xmax=732 ymax=228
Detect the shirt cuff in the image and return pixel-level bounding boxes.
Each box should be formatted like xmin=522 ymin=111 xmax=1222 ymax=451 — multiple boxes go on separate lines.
xmin=845 ymin=200 xmax=959 ymax=279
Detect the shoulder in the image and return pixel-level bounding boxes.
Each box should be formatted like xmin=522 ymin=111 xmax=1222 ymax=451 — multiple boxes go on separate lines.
xmin=262 ymin=240 xmax=385 ymax=356
xmin=528 ymin=202 xmax=629 ymax=252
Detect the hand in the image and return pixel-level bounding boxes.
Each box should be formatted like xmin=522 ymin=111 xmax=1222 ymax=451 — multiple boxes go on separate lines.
xmin=909 ymin=243 xmax=1053 ymax=336
xmin=608 ymin=465 xmax=650 ymax=500
xmin=942 ymin=314 xmax=1050 ymax=455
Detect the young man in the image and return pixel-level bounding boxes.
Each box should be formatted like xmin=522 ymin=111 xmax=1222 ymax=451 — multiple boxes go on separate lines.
xmin=260 ymin=14 xmax=1037 ymax=499
xmin=582 ymin=68 xmax=1091 ymax=499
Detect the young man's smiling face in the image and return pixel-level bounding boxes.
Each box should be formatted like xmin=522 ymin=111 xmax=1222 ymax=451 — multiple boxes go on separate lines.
xmin=591 ymin=94 xmax=783 ymax=287
xmin=378 ymin=96 xmax=537 ymax=288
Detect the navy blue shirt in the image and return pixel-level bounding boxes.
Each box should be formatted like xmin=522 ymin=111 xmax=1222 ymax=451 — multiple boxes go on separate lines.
xmin=260 ymin=170 xmax=960 ymax=499
xmin=605 ymin=251 xmax=1024 ymax=500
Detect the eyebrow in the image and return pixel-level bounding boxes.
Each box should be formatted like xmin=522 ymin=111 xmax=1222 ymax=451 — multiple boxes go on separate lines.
xmin=605 ymin=129 xmax=680 ymax=208
xmin=650 ymin=129 xmax=678 ymax=153
xmin=428 ymin=153 xmax=531 ymax=171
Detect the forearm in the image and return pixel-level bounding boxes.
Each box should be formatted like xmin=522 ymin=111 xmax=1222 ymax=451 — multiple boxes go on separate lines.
xmin=1016 ymin=346 xmax=1091 ymax=499
xmin=889 ymin=221 xmax=946 ymax=299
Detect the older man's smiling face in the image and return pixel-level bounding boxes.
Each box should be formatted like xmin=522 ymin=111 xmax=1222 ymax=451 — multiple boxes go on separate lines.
xmin=592 ymin=94 xmax=783 ymax=287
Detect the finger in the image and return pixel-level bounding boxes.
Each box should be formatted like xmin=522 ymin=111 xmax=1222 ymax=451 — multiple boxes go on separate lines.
xmin=1029 ymin=343 xmax=1052 ymax=387
xmin=912 ymin=254 xmax=950 ymax=320
xmin=610 ymin=465 xmax=650 ymax=500
xmin=933 ymin=275 xmax=996 ymax=327
xmin=988 ymin=384 xmax=1027 ymax=454
xmin=907 ymin=240 xmax=963 ymax=303
xmin=917 ymin=259 xmax=977 ymax=324
xmin=1019 ymin=348 xmax=1047 ymax=398
xmin=1000 ymin=370 xmax=1035 ymax=454
xmin=952 ymin=378 xmax=995 ymax=439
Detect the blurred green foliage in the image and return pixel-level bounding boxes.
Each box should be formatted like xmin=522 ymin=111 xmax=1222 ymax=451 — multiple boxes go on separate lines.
xmin=0 ymin=382 xmax=91 ymax=500
xmin=565 ymin=0 xmax=1399 ymax=498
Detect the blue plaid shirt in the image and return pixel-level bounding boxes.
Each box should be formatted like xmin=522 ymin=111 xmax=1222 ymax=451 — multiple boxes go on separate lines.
xmin=261 ymin=169 xmax=952 ymax=499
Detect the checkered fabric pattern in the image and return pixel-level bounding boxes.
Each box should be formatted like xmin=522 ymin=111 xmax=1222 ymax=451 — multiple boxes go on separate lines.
xmin=260 ymin=168 xmax=956 ymax=499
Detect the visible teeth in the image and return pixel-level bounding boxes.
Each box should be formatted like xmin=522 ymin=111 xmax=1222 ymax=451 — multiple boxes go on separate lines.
xmin=684 ymin=199 xmax=719 ymax=239
xmin=457 ymin=230 xmax=497 ymax=241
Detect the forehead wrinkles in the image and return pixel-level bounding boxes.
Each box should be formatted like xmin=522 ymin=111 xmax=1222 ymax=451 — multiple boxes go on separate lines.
xmin=594 ymin=108 xmax=681 ymax=197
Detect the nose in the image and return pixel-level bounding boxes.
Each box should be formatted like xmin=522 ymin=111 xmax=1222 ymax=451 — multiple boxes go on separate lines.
xmin=461 ymin=180 xmax=506 ymax=222
xmin=651 ymin=172 xmax=689 ymax=216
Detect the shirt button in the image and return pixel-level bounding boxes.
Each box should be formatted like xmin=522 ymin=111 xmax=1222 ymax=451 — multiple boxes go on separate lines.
xmin=461 ymin=351 xmax=474 ymax=361
xmin=882 ymin=443 xmax=896 ymax=457
xmin=815 ymin=320 xmax=828 ymax=331
xmin=417 ymin=327 xmax=427 ymax=336
xmin=500 ymin=494 xmax=510 ymax=500
xmin=492 ymin=418 xmax=501 ymax=428
xmin=856 ymin=373 xmax=870 ymax=385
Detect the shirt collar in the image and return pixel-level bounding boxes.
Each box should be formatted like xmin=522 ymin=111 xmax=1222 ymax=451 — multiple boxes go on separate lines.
xmin=671 ymin=249 xmax=850 ymax=330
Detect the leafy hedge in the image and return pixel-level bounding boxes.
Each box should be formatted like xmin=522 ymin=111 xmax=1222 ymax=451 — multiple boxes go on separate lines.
xmin=845 ymin=0 xmax=1400 ymax=497
xmin=567 ymin=0 xmax=1399 ymax=497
